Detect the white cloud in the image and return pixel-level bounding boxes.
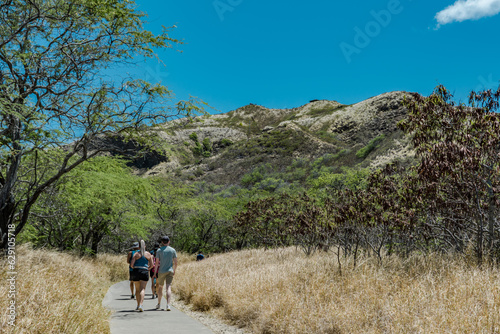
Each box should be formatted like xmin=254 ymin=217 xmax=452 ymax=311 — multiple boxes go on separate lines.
xmin=435 ymin=0 xmax=500 ymax=26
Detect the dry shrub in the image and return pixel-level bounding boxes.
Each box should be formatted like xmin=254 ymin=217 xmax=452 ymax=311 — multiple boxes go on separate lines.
xmin=174 ymin=247 xmax=500 ymax=334
xmin=176 ymin=251 xmax=196 ymax=265
xmin=0 ymin=245 xmax=127 ymax=334
xmin=191 ymin=288 xmax=225 ymax=312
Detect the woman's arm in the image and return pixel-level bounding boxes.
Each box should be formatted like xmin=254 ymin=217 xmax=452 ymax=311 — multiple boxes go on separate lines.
xmin=147 ymin=252 xmax=154 ymax=270
xmin=130 ymin=252 xmax=138 ymax=268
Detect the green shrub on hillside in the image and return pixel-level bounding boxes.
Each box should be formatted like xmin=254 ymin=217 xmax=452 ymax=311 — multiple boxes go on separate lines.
xmin=221 ymin=138 xmax=233 ymax=147
xmin=241 ymin=164 xmax=273 ymax=187
xmin=308 ymin=105 xmax=340 ymax=117
xmin=316 ymin=130 xmax=339 ymax=144
xmin=255 ymin=177 xmax=286 ymax=192
xmin=356 ymin=134 xmax=385 ymax=159
xmin=189 ymin=132 xmax=212 ymax=157
xmin=202 ymin=138 xmax=212 ymax=157
xmin=308 ymin=167 xmax=370 ymax=197
xmin=189 ymin=132 xmax=198 ymax=142
xmin=241 ymin=170 xmax=264 ymax=187
xmin=285 ymin=167 xmax=307 ymax=182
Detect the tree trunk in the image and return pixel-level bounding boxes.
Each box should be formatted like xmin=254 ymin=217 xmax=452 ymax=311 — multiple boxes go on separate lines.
xmin=90 ymin=231 xmax=102 ymax=257
xmin=0 ymin=196 xmax=15 ymax=250
xmin=0 ymin=143 xmax=22 ymax=250
xmin=477 ymin=216 xmax=484 ymax=265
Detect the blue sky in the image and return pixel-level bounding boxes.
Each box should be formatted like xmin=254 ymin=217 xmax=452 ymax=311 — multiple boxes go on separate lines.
xmin=131 ymin=0 xmax=500 ymax=114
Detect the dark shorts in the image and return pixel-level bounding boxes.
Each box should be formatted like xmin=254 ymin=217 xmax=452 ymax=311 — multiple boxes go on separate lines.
xmin=132 ymin=268 xmax=150 ymax=282
xmin=150 ymin=269 xmax=156 ymax=278
xmin=129 ymin=270 xmax=134 ymax=281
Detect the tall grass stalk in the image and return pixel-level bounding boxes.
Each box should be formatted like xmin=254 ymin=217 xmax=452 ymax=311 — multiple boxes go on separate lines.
xmin=0 ymin=245 xmax=127 ymax=334
xmin=174 ymin=247 xmax=500 ymax=334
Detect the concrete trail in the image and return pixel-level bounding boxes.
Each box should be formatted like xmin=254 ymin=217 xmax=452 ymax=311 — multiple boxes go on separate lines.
xmin=103 ymin=280 xmax=214 ymax=334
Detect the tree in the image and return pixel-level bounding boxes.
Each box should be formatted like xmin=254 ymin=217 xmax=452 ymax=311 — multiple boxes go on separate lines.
xmin=150 ymin=178 xmax=244 ymax=253
xmin=399 ymin=85 xmax=500 ymax=263
xmin=234 ymin=193 xmax=335 ymax=255
xmin=327 ymin=163 xmax=420 ymax=263
xmin=0 ymin=0 xmax=204 ymax=248
xmin=26 ymin=156 xmax=157 ymax=255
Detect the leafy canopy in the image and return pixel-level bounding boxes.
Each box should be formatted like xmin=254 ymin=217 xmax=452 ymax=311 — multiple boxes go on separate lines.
xmin=0 ymin=0 xmax=205 ymax=248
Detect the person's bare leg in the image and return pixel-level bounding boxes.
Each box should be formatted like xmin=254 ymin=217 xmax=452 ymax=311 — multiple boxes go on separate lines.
xmin=130 ymin=281 xmax=135 ymax=298
xmin=157 ymin=283 xmax=164 ymax=308
xmin=166 ymin=283 xmax=172 ymax=309
xmin=151 ymin=277 xmax=155 ymax=297
xmin=133 ymin=281 xmax=141 ymax=309
xmin=138 ymin=281 xmax=147 ymax=308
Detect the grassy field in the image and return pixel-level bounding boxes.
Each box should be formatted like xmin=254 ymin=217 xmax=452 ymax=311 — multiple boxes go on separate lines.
xmin=174 ymin=247 xmax=500 ymax=334
xmin=0 ymin=245 xmax=127 ymax=334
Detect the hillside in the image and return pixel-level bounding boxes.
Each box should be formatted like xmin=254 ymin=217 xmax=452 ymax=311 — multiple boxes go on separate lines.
xmin=28 ymin=90 xmax=419 ymax=256
xmin=131 ymin=91 xmax=415 ymax=185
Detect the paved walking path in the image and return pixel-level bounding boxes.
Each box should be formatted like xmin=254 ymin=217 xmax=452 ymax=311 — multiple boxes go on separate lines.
xmin=103 ymin=280 xmax=214 ymax=334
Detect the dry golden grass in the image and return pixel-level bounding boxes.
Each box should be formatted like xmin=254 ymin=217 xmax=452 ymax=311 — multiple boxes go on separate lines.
xmin=177 ymin=251 xmax=197 ymax=265
xmin=0 ymin=245 xmax=127 ymax=334
xmin=174 ymin=248 xmax=500 ymax=334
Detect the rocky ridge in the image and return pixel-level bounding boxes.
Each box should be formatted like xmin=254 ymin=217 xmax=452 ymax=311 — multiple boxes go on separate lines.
xmin=133 ymin=91 xmax=414 ymax=183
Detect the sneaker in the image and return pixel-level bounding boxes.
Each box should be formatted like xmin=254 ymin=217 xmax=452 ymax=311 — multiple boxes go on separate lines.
xmin=130 ymin=294 xmax=135 ymax=299
xmin=135 ymin=306 xmax=140 ymax=312
xmin=156 ymin=304 xmax=161 ymax=310
xmin=155 ymin=294 xmax=158 ymax=298
xmin=166 ymin=305 xmax=171 ymax=311
xmin=138 ymin=306 xmax=144 ymax=312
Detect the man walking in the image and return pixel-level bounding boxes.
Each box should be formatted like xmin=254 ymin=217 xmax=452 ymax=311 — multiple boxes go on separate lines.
xmin=154 ymin=236 xmax=177 ymax=311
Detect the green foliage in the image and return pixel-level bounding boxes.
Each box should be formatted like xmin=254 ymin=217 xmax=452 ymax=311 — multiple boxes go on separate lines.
xmin=229 ymin=129 xmax=303 ymax=158
xmin=312 ymin=153 xmax=337 ymax=169
xmin=202 ymin=138 xmax=213 ymax=157
xmin=189 ymin=132 xmax=199 ymax=142
xmin=194 ymin=167 xmax=205 ymax=177
xmin=149 ymin=178 xmax=248 ymax=253
xmin=189 ymin=132 xmax=212 ymax=157
xmin=221 ymin=138 xmax=233 ymax=147
xmin=254 ymin=177 xmax=286 ymax=192
xmin=308 ymin=167 xmax=370 ymax=199
xmin=308 ymin=105 xmax=341 ymax=117
xmin=241 ymin=169 xmax=265 ymax=187
xmin=284 ymin=167 xmax=308 ymax=183
xmin=0 ymin=0 xmax=207 ymax=248
xmin=26 ymin=156 xmax=158 ymax=255
xmin=316 ymin=130 xmax=340 ymax=144
xmin=356 ymin=134 xmax=386 ymax=159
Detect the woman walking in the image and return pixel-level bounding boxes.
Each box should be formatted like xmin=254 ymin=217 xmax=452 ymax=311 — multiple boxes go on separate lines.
xmin=130 ymin=240 xmax=154 ymax=312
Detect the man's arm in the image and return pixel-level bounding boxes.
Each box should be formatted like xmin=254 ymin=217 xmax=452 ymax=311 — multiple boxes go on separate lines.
xmin=153 ymin=254 xmax=159 ymax=277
